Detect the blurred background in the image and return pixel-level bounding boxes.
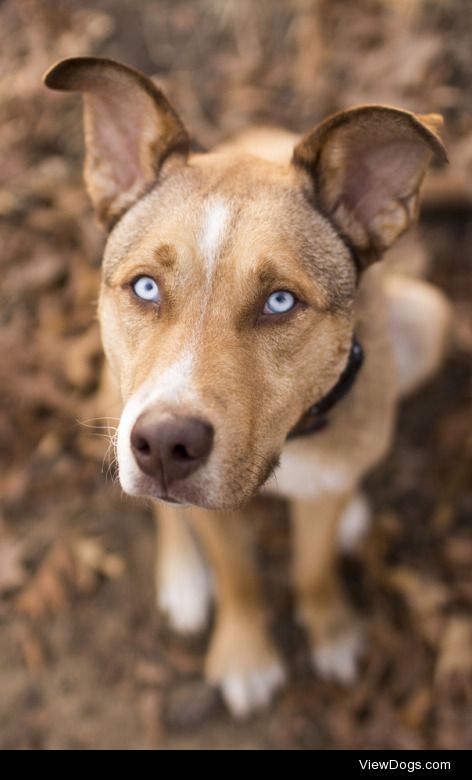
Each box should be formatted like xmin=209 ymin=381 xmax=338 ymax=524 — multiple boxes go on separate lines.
xmin=0 ymin=0 xmax=471 ymax=749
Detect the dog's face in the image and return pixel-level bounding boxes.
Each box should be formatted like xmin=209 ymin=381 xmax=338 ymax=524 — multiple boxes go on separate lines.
xmin=100 ymin=154 xmax=355 ymax=507
xmin=45 ymin=57 xmax=445 ymax=509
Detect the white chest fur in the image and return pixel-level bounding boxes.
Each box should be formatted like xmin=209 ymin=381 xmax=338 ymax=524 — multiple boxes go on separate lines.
xmin=262 ymin=438 xmax=353 ymax=500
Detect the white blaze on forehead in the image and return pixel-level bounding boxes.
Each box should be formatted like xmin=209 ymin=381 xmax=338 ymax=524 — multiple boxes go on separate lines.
xmin=116 ymin=199 xmax=231 ymax=496
xmin=199 ymin=197 xmax=231 ymax=281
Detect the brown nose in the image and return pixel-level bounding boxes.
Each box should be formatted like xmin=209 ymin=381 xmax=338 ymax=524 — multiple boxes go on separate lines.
xmin=130 ymin=413 xmax=214 ymax=485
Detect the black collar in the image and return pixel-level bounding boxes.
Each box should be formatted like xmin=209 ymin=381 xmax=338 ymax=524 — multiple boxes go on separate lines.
xmin=287 ymin=337 xmax=364 ymax=440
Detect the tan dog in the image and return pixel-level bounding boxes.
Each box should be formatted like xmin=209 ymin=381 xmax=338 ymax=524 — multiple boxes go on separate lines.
xmin=45 ymin=57 xmax=451 ymax=718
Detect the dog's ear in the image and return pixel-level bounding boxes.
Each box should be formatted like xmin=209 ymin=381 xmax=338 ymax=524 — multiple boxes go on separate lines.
xmin=44 ymin=57 xmax=190 ymax=229
xmin=292 ymin=106 xmax=446 ymax=268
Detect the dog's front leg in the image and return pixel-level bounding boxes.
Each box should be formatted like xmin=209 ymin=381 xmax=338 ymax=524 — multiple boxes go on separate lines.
xmin=185 ymin=505 xmax=285 ymax=718
xmin=154 ymin=502 xmax=213 ymax=634
xmin=292 ymin=492 xmax=365 ymax=684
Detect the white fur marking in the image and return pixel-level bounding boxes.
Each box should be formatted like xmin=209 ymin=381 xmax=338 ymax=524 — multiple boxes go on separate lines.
xmin=158 ymin=551 xmax=212 ymax=634
xmin=116 ymin=200 xmax=231 ymax=496
xmin=117 ymin=390 xmax=150 ymax=494
xmin=220 ymin=662 xmax=286 ymax=719
xmin=263 ymin=444 xmax=352 ymax=500
xmin=199 ymin=198 xmax=230 ymax=282
xmin=338 ymin=493 xmax=371 ymax=552
xmin=312 ymin=629 xmax=364 ymax=684
xmin=116 ymin=351 xmax=198 ymax=493
xmin=146 ymin=350 xmax=196 ymax=405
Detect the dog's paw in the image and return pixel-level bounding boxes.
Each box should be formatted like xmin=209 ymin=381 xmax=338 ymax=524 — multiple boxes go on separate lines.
xmin=205 ymin=614 xmax=286 ymax=718
xmin=297 ymin=594 xmax=365 ymax=684
xmin=157 ymin=549 xmax=212 ymax=634
xmin=311 ymin=625 xmax=365 ymax=684
xmin=219 ymin=662 xmax=286 ymax=719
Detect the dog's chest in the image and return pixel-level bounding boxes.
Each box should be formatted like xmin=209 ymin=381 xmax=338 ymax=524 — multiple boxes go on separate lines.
xmin=262 ymin=438 xmax=352 ymax=500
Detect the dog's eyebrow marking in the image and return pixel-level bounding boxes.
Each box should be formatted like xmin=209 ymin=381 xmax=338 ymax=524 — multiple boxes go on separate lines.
xmin=154 ymin=243 xmax=176 ymax=269
xmin=199 ymin=197 xmax=231 ymax=282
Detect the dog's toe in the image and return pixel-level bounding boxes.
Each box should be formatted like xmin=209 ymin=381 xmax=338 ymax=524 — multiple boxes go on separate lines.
xmin=220 ymin=662 xmax=286 ymax=719
xmin=312 ymin=626 xmax=365 ymax=684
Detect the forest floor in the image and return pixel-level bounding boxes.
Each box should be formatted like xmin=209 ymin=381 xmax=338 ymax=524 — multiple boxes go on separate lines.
xmin=0 ymin=0 xmax=471 ymax=749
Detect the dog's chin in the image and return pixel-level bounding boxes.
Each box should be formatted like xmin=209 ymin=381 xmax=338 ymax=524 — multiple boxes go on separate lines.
xmin=121 ymin=480 xmax=256 ymax=511
xmin=119 ymin=473 xmax=201 ymax=506
xmin=118 ymin=460 xmax=276 ymax=511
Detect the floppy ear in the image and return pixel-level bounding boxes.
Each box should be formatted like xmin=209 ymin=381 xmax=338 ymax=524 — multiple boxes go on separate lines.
xmin=292 ymin=106 xmax=446 ymax=268
xmin=44 ymin=57 xmax=190 ymax=229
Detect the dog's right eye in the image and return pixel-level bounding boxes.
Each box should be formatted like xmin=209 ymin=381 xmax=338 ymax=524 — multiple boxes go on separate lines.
xmin=132 ymin=276 xmax=160 ymax=303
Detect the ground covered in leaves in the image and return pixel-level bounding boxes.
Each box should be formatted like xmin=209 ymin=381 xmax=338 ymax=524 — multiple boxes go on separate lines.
xmin=1 ymin=0 xmax=471 ymax=749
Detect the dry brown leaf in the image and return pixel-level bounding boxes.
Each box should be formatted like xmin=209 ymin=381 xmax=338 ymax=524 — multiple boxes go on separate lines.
xmin=139 ymin=690 xmax=165 ymax=749
xmin=15 ymin=542 xmax=76 ymax=620
xmin=73 ymin=537 xmax=125 ymax=580
xmin=435 ymin=616 xmax=472 ymax=700
xmin=14 ymin=535 xmax=124 ymax=621
xmin=388 ymin=566 xmax=450 ymax=643
xmin=13 ymin=622 xmax=47 ymax=677
xmin=0 ymin=521 xmax=27 ymax=595
xmin=444 ymin=537 xmax=472 ymax=569
xmin=400 ymin=685 xmax=432 ymax=731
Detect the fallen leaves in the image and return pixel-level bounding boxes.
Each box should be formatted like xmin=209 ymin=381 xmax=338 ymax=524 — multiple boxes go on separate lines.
xmin=0 ymin=520 xmax=28 ymax=595
xmin=435 ymin=617 xmax=472 ymax=700
xmin=15 ymin=536 xmax=125 ymax=621
xmin=388 ymin=566 xmax=449 ymax=644
xmin=0 ymin=0 xmax=471 ymax=752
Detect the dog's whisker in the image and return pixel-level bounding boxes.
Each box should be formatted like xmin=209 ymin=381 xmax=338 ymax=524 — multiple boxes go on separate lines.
xmin=77 ymin=416 xmax=120 ymax=427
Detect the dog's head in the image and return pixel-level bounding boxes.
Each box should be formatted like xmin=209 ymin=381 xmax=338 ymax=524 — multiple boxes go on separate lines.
xmin=45 ymin=58 xmax=445 ymax=509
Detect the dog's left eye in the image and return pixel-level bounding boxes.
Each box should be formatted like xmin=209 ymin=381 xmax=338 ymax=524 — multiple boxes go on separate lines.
xmin=132 ymin=276 xmax=160 ymax=303
xmin=263 ymin=290 xmax=297 ymax=315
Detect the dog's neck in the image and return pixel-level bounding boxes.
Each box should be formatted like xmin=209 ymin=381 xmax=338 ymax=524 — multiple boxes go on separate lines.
xmin=287 ymin=337 xmax=364 ymax=440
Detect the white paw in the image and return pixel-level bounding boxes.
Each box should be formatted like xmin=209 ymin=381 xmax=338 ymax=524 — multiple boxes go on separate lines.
xmin=219 ymin=661 xmax=286 ymax=719
xmin=338 ymin=493 xmax=371 ymax=552
xmin=312 ymin=628 xmax=364 ymax=684
xmin=157 ymin=554 xmax=212 ymax=634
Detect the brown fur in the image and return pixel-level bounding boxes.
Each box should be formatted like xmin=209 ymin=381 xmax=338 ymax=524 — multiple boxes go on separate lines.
xmin=45 ymin=57 xmax=452 ymax=717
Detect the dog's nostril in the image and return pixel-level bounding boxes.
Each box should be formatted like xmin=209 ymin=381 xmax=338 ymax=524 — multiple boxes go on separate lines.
xmin=172 ymin=443 xmax=192 ymax=461
xmin=135 ymin=437 xmax=151 ymax=456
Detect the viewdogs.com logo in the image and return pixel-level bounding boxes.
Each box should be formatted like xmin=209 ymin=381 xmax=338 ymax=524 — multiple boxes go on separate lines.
xmin=359 ymin=759 xmax=451 ymax=772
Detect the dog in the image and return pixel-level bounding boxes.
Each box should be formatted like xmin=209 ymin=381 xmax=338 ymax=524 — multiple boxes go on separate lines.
xmin=44 ymin=57 xmax=451 ymax=718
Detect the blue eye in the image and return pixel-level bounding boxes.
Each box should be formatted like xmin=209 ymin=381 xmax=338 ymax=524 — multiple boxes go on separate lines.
xmin=263 ymin=290 xmax=297 ymax=315
xmin=132 ymin=276 xmax=160 ymax=303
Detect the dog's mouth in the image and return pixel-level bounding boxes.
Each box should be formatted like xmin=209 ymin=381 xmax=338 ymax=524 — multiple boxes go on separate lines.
xmin=121 ymin=449 xmax=281 ymax=510
xmin=157 ymin=494 xmax=183 ymax=505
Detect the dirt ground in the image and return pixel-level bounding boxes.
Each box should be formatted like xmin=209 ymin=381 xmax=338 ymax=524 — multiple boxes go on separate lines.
xmin=0 ymin=0 xmax=471 ymax=749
